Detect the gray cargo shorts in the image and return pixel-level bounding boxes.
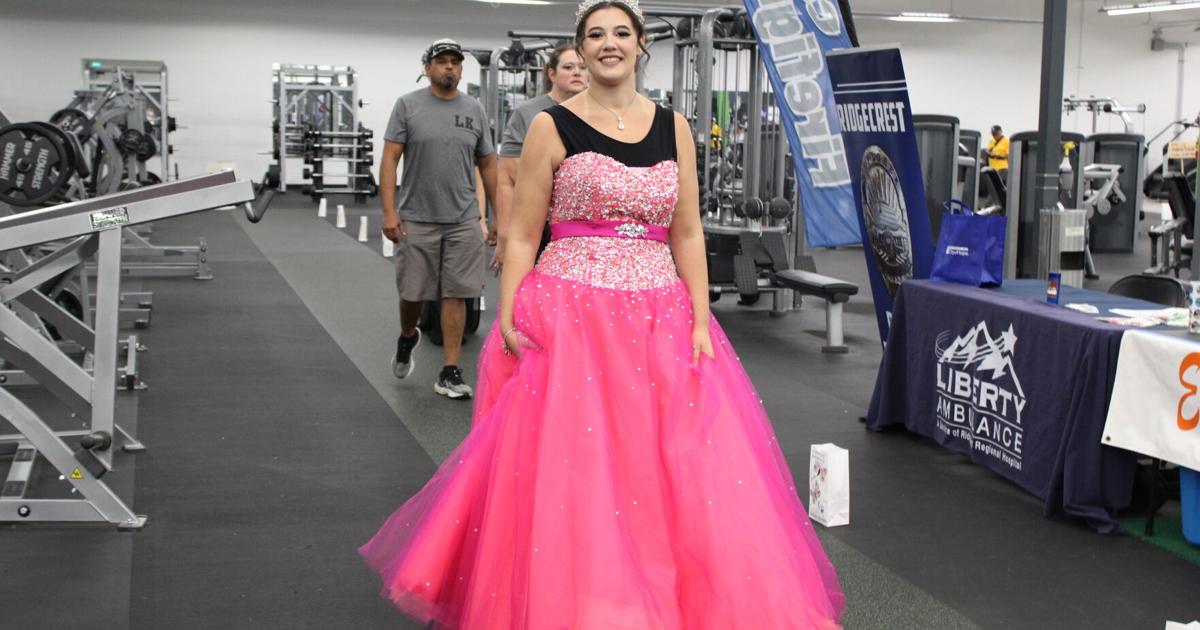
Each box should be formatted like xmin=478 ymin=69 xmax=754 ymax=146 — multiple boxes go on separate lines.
xmin=394 ymin=220 xmax=485 ymax=302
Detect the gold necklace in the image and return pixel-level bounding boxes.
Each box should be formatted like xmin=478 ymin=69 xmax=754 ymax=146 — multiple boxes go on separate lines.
xmin=587 ymin=90 xmax=638 ymax=131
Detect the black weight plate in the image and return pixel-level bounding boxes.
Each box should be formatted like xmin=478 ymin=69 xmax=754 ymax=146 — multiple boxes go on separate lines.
xmin=769 ymin=197 xmax=792 ymax=220
xmin=117 ymin=128 xmax=144 ymax=155
xmin=30 ymin=122 xmax=82 ymax=177
xmin=135 ymin=134 xmax=157 ymax=161
xmin=49 ymin=108 xmax=93 ymax=143
xmin=676 ymin=18 xmax=693 ymax=39
xmin=29 ymin=122 xmax=85 ymax=201
xmin=0 ymin=123 xmax=73 ymax=207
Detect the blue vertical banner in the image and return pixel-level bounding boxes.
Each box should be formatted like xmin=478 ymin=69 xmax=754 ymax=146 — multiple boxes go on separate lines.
xmin=743 ymin=0 xmax=860 ymax=247
xmin=825 ymin=47 xmax=934 ymax=343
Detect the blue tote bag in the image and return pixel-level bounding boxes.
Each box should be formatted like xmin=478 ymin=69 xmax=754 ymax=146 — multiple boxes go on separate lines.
xmin=930 ymin=200 xmax=1006 ymax=287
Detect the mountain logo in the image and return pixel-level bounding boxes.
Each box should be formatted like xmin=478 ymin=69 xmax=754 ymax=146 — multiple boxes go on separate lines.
xmin=934 ymin=321 xmax=1023 ymax=398
xmin=933 ymin=321 xmax=1027 ymax=471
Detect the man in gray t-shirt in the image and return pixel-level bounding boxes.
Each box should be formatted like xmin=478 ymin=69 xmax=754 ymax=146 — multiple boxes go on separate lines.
xmin=385 ymin=88 xmax=493 ymax=224
xmin=382 ymin=38 xmax=497 ymax=401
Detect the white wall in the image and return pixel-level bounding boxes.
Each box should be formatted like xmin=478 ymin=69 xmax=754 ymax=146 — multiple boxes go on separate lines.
xmin=858 ymin=1 xmax=1200 ymax=160
xmin=2 ymin=0 xmax=1199 ymax=182
xmin=0 ymin=0 xmax=653 ymax=182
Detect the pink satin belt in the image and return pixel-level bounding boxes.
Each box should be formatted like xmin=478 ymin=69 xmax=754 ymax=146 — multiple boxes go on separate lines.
xmin=549 ymin=220 xmax=669 ymax=243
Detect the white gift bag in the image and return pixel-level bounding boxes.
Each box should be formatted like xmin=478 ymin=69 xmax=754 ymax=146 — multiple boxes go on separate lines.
xmin=809 ymin=443 xmax=850 ymax=527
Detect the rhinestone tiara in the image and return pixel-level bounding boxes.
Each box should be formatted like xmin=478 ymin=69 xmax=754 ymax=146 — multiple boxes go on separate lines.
xmin=575 ymin=0 xmax=644 ymax=29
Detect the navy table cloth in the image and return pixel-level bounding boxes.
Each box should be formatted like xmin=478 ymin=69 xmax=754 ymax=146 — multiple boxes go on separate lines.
xmin=866 ymin=279 xmax=1164 ymax=532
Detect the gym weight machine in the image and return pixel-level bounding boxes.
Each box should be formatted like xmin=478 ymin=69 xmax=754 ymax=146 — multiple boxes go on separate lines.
xmin=674 ymin=7 xmax=799 ymax=306
xmin=267 ymin=64 xmax=378 ymax=203
xmin=0 ymin=171 xmax=260 ymax=529
xmin=911 ymin=115 xmax=981 ymax=240
xmin=671 ymin=6 xmax=859 ymax=351
xmin=0 ymin=59 xmax=216 ymax=281
xmin=1145 ymin=118 xmax=1199 ymax=276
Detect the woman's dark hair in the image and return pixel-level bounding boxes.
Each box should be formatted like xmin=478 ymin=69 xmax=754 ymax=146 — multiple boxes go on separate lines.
xmin=574 ymin=2 xmax=650 ymax=72
xmin=542 ymin=41 xmax=578 ymax=92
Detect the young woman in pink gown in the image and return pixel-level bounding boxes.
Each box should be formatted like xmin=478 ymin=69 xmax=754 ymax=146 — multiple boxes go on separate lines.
xmin=360 ymin=1 xmax=845 ymax=627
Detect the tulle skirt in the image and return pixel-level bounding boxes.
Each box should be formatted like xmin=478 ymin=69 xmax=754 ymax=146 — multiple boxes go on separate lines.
xmin=360 ymin=271 xmax=844 ymax=629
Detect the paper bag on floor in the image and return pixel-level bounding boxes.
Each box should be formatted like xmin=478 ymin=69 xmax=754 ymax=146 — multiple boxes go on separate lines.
xmin=809 ymin=443 xmax=849 ymax=527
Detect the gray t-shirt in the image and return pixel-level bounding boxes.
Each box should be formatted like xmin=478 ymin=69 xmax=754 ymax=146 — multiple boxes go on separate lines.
xmin=385 ymin=89 xmax=494 ymax=224
xmin=499 ymin=94 xmax=558 ymax=158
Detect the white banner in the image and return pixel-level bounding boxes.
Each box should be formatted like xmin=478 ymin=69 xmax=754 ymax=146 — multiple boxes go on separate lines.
xmin=1103 ymin=331 xmax=1200 ymax=470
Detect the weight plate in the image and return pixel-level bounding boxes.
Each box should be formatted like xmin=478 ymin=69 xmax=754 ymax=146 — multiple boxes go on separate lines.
xmin=29 ymin=121 xmax=85 ymax=202
xmin=768 ymin=197 xmax=793 ymax=220
xmin=49 ymin=108 xmax=93 ymax=143
xmin=0 ymin=123 xmax=74 ymax=206
xmin=135 ymin=134 xmax=157 ymax=161
xmin=30 ymin=122 xmax=79 ymax=174
xmin=117 ymin=128 xmax=144 ymax=156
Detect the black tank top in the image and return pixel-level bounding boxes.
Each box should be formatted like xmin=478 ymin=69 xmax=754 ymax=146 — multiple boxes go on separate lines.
xmin=544 ymin=104 xmax=677 ymax=168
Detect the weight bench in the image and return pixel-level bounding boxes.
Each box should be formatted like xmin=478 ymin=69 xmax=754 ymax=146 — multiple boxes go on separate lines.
xmin=772 ymin=270 xmax=859 ymax=353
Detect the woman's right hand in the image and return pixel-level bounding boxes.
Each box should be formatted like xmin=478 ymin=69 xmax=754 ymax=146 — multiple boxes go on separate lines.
xmin=501 ymin=324 xmax=521 ymax=358
xmin=501 ymin=326 xmax=539 ymax=359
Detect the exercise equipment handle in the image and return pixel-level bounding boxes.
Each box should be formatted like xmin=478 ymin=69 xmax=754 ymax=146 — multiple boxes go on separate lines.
xmin=245 ymin=189 xmax=274 ymax=224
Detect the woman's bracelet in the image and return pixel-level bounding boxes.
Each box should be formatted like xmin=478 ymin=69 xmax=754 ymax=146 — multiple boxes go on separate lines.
xmin=500 ymin=327 xmax=519 ymax=356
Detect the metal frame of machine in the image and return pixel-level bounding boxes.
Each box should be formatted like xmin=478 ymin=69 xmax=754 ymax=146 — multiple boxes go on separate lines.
xmin=269 ymin=64 xmax=377 ymax=202
xmin=80 ymin=58 xmax=172 ymax=184
xmin=673 ymin=7 xmax=804 ymax=310
xmin=0 ymin=172 xmax=255 ymax=529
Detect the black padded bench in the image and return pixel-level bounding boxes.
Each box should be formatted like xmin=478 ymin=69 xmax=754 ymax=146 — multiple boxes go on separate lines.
xmin=772 ymin=269 xmax=859 ymax=353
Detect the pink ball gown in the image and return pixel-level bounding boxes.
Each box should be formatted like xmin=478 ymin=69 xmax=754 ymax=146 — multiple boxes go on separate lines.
xmin=360 ymin=104 xmax=845 ymax=629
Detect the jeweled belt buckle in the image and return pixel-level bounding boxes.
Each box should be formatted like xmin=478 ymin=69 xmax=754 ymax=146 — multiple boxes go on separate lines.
xmin=615 ymin=222 xmax=649 ymax=239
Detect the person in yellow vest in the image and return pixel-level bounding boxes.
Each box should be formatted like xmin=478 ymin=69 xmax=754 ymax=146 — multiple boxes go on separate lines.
xmin=985 ymin=125 xmax=1010 ymax=183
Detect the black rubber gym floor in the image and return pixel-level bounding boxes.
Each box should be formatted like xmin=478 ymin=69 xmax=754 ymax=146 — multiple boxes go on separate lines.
xmin=2 ymin=195 xmax=1198 ymax=628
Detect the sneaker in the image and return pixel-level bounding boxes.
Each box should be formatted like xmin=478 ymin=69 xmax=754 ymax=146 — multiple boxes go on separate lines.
xmin=434 ymin=365 xmax=473 ymax=400
xmin=391 ymin=330 xmax=421 ymax=379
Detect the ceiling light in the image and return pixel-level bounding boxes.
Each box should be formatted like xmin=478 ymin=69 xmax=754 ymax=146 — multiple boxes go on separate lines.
xmin=856 ymin=10 xmax=1040 ymax=24
xmin=886 ymin=12 xmax=959 ymax=23
xmin=471 ymin=0 xmax=552 ymax=5
xmin=1101 ymin=1 xmax=1200 ymax=16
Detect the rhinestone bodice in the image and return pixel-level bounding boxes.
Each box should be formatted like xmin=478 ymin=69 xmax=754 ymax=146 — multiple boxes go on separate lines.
xmin=548 ymin=152 xmax=678 ymax=226
xmin=535 ymin=152 xmax=680 ymax=290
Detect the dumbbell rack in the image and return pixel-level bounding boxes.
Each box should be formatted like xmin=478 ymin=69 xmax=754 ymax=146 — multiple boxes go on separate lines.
xmin=270 ymin=64 xmax=377 ymax=202
xmin=300 ymin=128 xmax=377 ymax=203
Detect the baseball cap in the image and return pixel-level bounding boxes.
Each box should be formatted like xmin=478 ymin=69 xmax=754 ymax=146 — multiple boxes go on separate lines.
xmin=423 ymin=39 xmax=464 ymax=64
